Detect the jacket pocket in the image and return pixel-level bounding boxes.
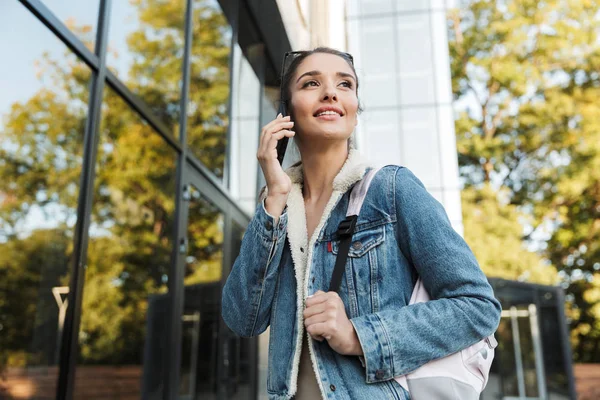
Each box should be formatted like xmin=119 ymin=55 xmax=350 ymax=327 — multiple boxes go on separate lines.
xmin=332 ymin=225 xmax=385 ymax=258
xmin=332 ymin=226 xmax=386 ymax=316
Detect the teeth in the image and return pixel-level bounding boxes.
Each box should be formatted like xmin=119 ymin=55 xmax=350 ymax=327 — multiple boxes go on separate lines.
xmin=317 ymin=110 xmax=340 ymax=116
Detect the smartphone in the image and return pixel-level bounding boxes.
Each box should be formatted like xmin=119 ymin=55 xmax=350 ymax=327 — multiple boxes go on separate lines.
xmin=275 ymin=98 xmax=289 ymax=166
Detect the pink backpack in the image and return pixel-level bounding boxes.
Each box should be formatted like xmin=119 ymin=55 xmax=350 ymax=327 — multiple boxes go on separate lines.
xmin=336 ymin=167 xmax=498 ymax=399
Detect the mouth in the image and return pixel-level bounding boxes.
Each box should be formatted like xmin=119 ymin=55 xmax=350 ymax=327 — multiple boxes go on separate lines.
xmin=314 ymin=107 xmax=344 ymax=118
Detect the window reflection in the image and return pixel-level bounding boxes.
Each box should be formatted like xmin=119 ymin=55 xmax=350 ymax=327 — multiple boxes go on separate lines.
xmin=184 ymin=186 xmax=224 ymax=285
xmin=187 ymin=0 xmax=233 ymax=179
xmin=107 ymin=0 xmax=186 ymax=137
xmin=179 ymin=187 xmax=224 ymax=399
xmin=0 ymin=4 xmax=90 ymax=398
xmin=41 ymin=0 xmax=100 ymax=50
xmin=74 ymin=87 xmax=177 ymax=399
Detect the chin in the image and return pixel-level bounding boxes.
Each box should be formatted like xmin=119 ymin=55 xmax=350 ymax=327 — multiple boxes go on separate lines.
xmin=311 ymin=130 xmax=351 ymax=142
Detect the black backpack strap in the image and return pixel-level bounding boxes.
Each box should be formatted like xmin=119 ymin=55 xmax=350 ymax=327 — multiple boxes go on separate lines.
xmin=328 ymin=167 xmax=381 ymax=293
xmin=328 ymin=215 xmax=358 ymax=292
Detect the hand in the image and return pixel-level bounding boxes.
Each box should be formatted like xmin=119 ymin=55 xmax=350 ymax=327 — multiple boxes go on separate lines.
xmin=257 ymin=114 xmax=295 ymax=221
xmin=257 ymin=113 xmax=295 ymax=197
xmin=303 ymin=290 xmax=364 ymax=356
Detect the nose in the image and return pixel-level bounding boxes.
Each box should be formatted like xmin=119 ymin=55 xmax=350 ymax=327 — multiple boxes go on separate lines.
xmin=321 ymin=84 xmax=337 ymax=102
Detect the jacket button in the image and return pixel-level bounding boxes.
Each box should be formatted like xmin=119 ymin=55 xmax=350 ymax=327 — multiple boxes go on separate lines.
xmin=329 ymin=384 xmax=336 ymax=391
xmin=312 ymin=277 xmax=315 ymax=283
xmin=265 ymin=220 xmax=273 ymax=230
xmin=352 ymin=241 xmax=362 ymax=250
xmin=375 ymin=370 xmax=385 ymax=379
xmin=300 ymin=247 xmax=304 ymax=253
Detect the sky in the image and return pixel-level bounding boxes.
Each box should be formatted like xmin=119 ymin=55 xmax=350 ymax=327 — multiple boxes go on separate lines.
xmin=0 ymin=0 xmax=139 ymax=239
xmin=0 ymin=0 xmax=137 ymax=121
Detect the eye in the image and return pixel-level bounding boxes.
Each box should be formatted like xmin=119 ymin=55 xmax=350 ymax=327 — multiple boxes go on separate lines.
xmin=340 ymin=80 xmax=353 ymax=88
xmin=302 ymin=80 xmax=318 ymax=88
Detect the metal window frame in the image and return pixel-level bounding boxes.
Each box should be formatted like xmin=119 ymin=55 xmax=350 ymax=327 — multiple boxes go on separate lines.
xmin=489 ymin=278 xmax=577 ymax=400
xmin=15 ymin=0 xmax=289 ymax=398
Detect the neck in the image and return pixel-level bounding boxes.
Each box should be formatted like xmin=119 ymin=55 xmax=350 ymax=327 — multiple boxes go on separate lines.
xmin=296 ymin=139 xmax=349 ymax=204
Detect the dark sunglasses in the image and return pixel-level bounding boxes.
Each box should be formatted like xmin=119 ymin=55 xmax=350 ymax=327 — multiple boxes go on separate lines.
xmin=279 ymin=50 xmax=355 ymax=88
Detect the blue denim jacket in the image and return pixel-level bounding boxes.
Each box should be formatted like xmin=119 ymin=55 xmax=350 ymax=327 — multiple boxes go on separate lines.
xmin=222 ymin=150 xmax=501 ymax=400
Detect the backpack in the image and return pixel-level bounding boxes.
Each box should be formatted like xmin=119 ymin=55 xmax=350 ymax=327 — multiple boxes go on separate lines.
xmin=329 ymin=167 xmax=498 ymax=399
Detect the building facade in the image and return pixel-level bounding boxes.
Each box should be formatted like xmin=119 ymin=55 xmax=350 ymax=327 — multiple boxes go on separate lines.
xmin=0 ymin=0 xmax=288 ymax=398
xmin=0 ymin=1 xmax=576 ymax=400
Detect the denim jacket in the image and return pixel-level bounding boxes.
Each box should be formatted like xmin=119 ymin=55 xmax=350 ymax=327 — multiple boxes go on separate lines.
xmin=221 ymin=149 xmax=502 ymax=400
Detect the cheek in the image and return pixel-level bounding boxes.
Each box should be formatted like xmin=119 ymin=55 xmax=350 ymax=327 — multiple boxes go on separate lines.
xmin=290 ymin=93 xmax=314 ymax=117
xmin=345 ymin=97 xmax=359 ymax=121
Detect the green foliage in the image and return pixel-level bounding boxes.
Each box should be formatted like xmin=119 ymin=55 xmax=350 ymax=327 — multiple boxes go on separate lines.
xmin=449 ymin=0 xmax=600 ymax=361
xmin=462 ymin=184 xmax=558 ymax=285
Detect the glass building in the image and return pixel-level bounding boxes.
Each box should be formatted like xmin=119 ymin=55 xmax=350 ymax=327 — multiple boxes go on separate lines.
xmin=0 ymin=0 xmax=285 ymax=398
xmin=0 ymin=0 xmax=576 ymax=399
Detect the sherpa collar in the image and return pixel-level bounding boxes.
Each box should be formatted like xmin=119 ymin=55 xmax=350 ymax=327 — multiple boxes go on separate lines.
xmin=284 ymin=148 xmax=374 ymax=398
xmin=284 ymin=148 xmax=372 ymax=194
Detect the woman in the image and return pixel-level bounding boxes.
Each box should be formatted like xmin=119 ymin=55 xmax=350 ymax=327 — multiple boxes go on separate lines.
xmin=221 ymin=47 xmax=501 ymax=400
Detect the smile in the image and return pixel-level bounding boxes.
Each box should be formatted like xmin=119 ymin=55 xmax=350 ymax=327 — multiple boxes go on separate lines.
xmin=313 ymin=106 xmax=344 ymax=118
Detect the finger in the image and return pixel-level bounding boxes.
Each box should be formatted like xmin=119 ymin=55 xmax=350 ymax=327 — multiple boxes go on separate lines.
xmin=310 ymin=334 xmax=325 ymax=342
xmin=303 ymin=302 xmax=327 ymax=320
xmin=305 ymin=290 xmax=328 ymax=307
xmin=265 ymin=131 xmax=295 ymax=153
xmin=265 ymin=121 xmax=294 ymax=137
xmin=306 ymin=322 xmax=333 ymax=341
xmin=306 ymin=322 xmax=328 ymax=339
xmin=260 ymin=115 xmax=291 ymax=140
xmin=267 ymin=129 xmax=295 ymax=143
xmin=259 ymin=120 xmax=294 ymax=150
xmin=258 ymin=114 xmax=284 ymax=148
xmin=304 ymin=313 xmax=330 ymax=328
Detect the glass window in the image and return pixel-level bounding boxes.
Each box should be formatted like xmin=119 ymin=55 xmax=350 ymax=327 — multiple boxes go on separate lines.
xmin=360 ymin=18 xmax=399 ymax=108
xmin=397 ymin=13 xmax=436 ymax=106
xmin=436 ymin=105 xmax=460 ymax=188
xmin=539 ymin=304 xmax=571 ymax=396
xmin=346 ymin=19 xmax=363 ymax=66
xmin=0 ymin=4 xmax=90 ymax=397
xmin=431 ymin=10 xmax=453 ymax=105
xmin=227 ymin=221 xmax=256 ymax=399
xmin=229 ymin=45 xmax=261 ymax=215
xmin=396 ymin=1 xmax=432 ymax=13
xmin=107 ymin=0 xmax=186 ymax=137
xmin=401 ymin=107 xmax=442 ymax=188
xmin=360 ymin=109 xmax=402 ymax=164
xmin=73 ymin=87 xmax=177 ymax=399
xmin=347 ymin=0 xmax=396 ymax=17
xmin=187 ymin=0 xmax=234 ymax=179
xmin=179 ymin=186 xmax=224 ymax=399
xmin=41 ymin=0 xmax=100 ymax=50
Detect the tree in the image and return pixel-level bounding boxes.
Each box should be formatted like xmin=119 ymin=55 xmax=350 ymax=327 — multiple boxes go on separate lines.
xmin=0 ymin=0 xmax=231 ymax=373
xmin=449 ymin=0 xmax=600 ymax=361
xmin=462 ymin=184 xmax=557 ymax=285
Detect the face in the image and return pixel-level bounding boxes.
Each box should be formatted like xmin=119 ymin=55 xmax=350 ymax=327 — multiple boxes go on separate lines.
xmin=288 ymin=53 xmax=359 ymax=144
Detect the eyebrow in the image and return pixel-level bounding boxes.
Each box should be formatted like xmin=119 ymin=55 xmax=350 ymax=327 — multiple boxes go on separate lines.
xmin=296 ymin=70 xmax=356 ymax=84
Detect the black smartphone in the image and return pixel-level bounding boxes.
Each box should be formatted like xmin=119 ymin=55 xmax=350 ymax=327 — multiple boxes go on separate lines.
xmin=275 ymin=98 xmax=289 ymax=166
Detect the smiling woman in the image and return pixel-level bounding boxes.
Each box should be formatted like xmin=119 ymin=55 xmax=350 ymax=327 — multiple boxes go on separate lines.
xmin=222 ymin=46 xmax=501 ymax=400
